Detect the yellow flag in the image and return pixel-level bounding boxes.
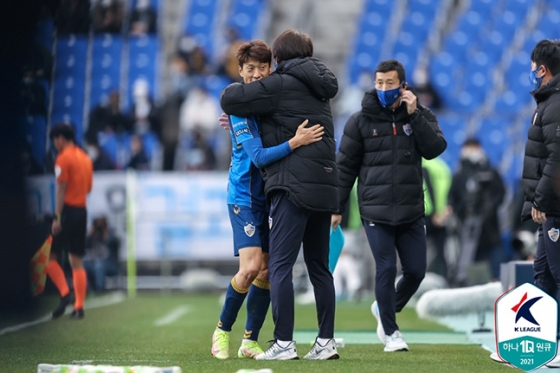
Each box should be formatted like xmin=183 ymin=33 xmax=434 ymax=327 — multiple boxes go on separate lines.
xmin=30 ymin=236 xmax=52 ymax=296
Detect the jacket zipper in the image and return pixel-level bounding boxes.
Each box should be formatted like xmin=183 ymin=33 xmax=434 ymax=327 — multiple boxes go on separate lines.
xmin=392 ymin=116 xmax=397 ymax=222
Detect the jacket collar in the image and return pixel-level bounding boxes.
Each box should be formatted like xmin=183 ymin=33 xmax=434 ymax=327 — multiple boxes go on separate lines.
xmin=532 ymin=73 xmax=560 ymax=103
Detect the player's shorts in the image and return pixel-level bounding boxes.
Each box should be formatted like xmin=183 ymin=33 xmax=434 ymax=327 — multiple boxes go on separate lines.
xmin=51 ymin=205 xmax=87 ymax=257
xmin=228 ymin=204 xmax=269 ymax=256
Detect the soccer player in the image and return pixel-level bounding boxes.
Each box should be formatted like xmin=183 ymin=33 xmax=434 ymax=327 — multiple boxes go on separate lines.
xmin=211 ymin=39 xmax=325 ymax=360
xmin=221 ymin=30 xmax=339 ymax=361
xmin=333 ymin=60 xmax=446 ymax=352
xmin=47 ymin=124 xmax=93 ymax=319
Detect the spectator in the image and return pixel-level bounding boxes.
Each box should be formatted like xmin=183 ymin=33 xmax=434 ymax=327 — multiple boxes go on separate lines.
xmin=183 ymin=129 xmax=216 ymax=171
xmin=412 ymin=65 xmax=442 ymax=111
xmin=337 ymin=70 xmax=374 ymax=118
xmin=130 ymin=79 xmax=161 ymax=137
xmin=84 ymin=137 xmax=115 ymax=171
xmin=129 ymin=0 xmax=157 ymax=35
xmin=88 ymin=91 xmax=132 ymax=138
xmin=55 ymin=0 xmax=91 ymax=35
xmin=126 ymin=134 xmax=150 ymax=170
xmin=83 ymin=216 xmax=120 ymax=292
xmin=180 ymin=84 xmax=221 ymax=138
xmin=448 ymin=138 xmax=506 ymax=286
xmin=217 ymin=39 xmax=244 ymax=83
xmin=422 ymin=157 xmax=452 ymax=281
xmin=20 ymin=68 xmax=47 ymax=116
xmin=169 ymin=54 xmax=197 ymax=99
xmin=92 ymin=0 xmax=124 ymax=34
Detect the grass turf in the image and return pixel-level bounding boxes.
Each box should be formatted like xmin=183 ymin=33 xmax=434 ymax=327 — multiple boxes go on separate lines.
xmin=0 ymin=293 xmax=510 ymax=373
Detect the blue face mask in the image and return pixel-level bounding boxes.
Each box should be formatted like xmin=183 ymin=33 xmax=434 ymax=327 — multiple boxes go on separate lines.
xmin=377 ymin=84 xmax=404 ymax=107
xmin=529 ymin=66 xmax=544 ymax=90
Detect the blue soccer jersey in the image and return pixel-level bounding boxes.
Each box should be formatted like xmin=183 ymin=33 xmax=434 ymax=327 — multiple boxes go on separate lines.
xmin=227 ymin=115 xmax=292 ymax=209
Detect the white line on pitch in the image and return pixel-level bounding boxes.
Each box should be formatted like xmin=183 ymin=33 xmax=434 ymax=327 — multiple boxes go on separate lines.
xmin=154 ymin=305 xmax=190 ymax=326
xmin=0 ymin=291 xmax=126 ymax=336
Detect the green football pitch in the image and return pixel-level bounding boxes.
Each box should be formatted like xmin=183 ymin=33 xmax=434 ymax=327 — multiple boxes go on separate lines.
xmin=0 ymin=292 xmax=511 ymax=373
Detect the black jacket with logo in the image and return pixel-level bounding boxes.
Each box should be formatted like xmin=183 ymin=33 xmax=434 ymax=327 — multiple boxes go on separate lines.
xmin=337 ymin=89 xmax=447 ymax=225
xmin=522 ymin=74 xmax=560 ymax=220
xmin=220 ymin=57 xmax=339 ymax=212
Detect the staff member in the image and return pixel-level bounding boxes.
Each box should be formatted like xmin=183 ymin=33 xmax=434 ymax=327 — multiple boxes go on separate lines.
xmin=47 ymin=124 xmax=93 ymax=319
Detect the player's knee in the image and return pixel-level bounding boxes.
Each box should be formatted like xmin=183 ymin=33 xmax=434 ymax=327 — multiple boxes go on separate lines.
xmin=240 ymin=266 xmax=260 ymax=282
xmin=405 ymin=268 xmax=425 ymax=284
xmin=257 ymin=267 xmax=268 ymax=281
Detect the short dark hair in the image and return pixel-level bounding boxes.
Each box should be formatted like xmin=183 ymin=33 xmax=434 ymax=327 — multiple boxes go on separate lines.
xmin=49 ymin=123 xmax=76 ymax=142
xmin=272 ymin=29 xmax=313 ymax=63
xmin=375 ymin=60 xmax=406 ymax=84
xmin=236 ymin=40 xmax=272 ymax=67
xmin=463 ymin=138 xmax=481 ymax=147
xmin=531 ymin=39 xmax=560 ymax=76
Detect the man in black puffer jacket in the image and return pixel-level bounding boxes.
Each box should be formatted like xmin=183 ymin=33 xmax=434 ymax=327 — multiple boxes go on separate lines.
xmin=522 ymin=40 xmax=560 ymax=367
xmin=332 ymin=60 xmax=446 ymax=352
xmin=221 ymin=29 xmax=339 ymax=361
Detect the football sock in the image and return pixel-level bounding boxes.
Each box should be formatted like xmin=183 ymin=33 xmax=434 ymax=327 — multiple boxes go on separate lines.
xmin=244 ymin=278 xmax=270 ymax=342
xmin=72 ymin=268 xmax=87 ymax=310
xmin=277 ymin=340 xmax=292 ymax=348
xmin=218 ymin=277 xmax=249 ymax=332
xmin=46 ymin=260 xmax=69 ymax=297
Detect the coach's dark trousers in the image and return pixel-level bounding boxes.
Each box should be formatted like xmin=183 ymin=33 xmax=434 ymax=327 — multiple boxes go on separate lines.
xmin=534 ymin=216 xmax=560 ymax=340
xmin=363 ymin=217 xmax=427 ymax=336
xmin=268 ymin=191 xmax=335 ymax=341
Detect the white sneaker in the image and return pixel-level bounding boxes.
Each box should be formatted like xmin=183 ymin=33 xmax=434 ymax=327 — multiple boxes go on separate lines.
xmin=489 ymin=352 xmax=507 ymax=363
xmin=255 ymin=340 xmax=299 ymax=360
xmin=303 ymin=338 xmax=340 ymax=360
xmin=546 ymin=353 xmax=560 ymax=368
xmin=370 ymin=301 xmax=386 ymax=345
xmin=384 ymin=331 xmax=409 ymax=352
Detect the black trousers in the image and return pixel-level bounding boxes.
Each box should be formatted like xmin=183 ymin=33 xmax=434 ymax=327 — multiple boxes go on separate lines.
xmin=363 ymin=217 xmax=427 ymax=336
xmin=268 ymin=192 xmax=335 ymax=341
xmin=534 ymin=216 xmax=560 ymax=339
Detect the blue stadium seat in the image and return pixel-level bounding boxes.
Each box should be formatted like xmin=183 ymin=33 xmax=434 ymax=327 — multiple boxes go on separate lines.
xmin=25 ymin=115 xmax=47 ymax=166
xmin=98 ymin=131 xmax=119 ymax=163
xmin=90 ymin=34 xmax=123 ymax=108
xmin=360 ymin=11 xmax=388 ymax=34
xmin=456 ymin=10 xmax=487 ymax=36
xmin=183 ymin=0 xmax=219 ymax=57
xmin=436 ymin=113 xmax=466 ymax=169
xmin=505 ymin=52 xmax=532 ymax=95
xmin=493 ymin=10 xmax=521 ymax=39
xmin=229 ymin=0 xmax=265 ymax=41
xmin=141 ymin=131 xmax=160 ymax=160
xmin=429 ymin=52 xmax=457 ymax=99
xmin=505 ymin=0 xmax=531 ymax=14
xmin=52 ymin=36 xmax=88 ymax=143
xmin=401 ymin=14 xmax=430 ymax=43
xmin=126 ymin=35 xmax=159 ymax=111
xmin=478 ymin=30 xmax=507 ymax=62
xmin=469 ymin=0 xmax=499 ymax=14
xmin=477 ymin=116 xmax=510 ymax=166
xmin=536 ymin=9 xmax=560 ymax=38
xmin=364 ymin=0 xmax=394 ymax=16
xmin=203 ymin=74 xmax=233 ymax=101
xmin=442 ymin=31 xmax=472 ymax=62
xmin=494 ymin=90 xmax=524 ymax=115
xmin=521 ymin=29 xmax=547 ymax=55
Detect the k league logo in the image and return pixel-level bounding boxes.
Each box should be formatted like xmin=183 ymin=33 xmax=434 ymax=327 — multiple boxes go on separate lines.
xmin=495 ymin=283 xmax=558 ymax=371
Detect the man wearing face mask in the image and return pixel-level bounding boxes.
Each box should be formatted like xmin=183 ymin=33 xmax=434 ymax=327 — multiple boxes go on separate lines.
xmin=332 ymin=59 xmax=446 ymax=352
xmin=447 ymin=139 xmax=505 ymax=287
xmin=522 ymin=39 xmax=560 ymax=368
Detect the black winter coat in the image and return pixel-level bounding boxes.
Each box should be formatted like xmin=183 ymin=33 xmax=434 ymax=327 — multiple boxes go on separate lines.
xmin=220 ymin=57 xmax=339 ymax=212
xmin=337 ymin=89 xmax=447 ymax=225
xmin=522 ymin=74 xmax=560 ymax=220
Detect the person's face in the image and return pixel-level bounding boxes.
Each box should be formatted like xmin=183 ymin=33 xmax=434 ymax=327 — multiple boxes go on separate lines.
xmin=531 ymin=61 xmax=546 ymax=79
xmin=238 ymin=58 xmax=271 ymax=84
xmin=375 ymin=70 xmax=403 ymax=92
xmin=53 ymin=136 xmax=64 ymax=152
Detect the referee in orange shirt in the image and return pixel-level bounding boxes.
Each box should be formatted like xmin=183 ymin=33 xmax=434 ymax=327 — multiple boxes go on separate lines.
xmin=47 ymin=124 xmax=93 ymax=319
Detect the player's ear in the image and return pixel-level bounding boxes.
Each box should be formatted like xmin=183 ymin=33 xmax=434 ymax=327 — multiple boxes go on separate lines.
xmin=238 ymin=65 xmax=243 ymax=78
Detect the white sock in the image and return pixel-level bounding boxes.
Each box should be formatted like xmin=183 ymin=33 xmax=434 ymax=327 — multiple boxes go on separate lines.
xmin=242 ymin=339 xmax=254 ymax=344
xmin=277 ymin=340 xmax=292 ymax=348
xmin=316 ymin=338 xmax=330 ymax=346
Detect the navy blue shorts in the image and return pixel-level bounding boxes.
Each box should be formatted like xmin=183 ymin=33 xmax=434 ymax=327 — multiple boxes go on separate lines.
xmin=228 ymin=204 xmax=269 ymax=256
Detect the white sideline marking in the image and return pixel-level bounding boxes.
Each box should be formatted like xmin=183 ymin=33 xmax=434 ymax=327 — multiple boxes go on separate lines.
xmin=0 ymin=291 xmax=126 ymax=336
xmin=71 ymin=360 xmax=171 ymax=364
xmin=154 ymin=305 xmax=190 ymax=326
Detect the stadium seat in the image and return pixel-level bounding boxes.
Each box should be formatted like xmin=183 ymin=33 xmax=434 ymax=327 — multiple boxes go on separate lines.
xmin=25 ymin=115 xmax=47 ymax=167
xmin=477 ymin=116 xmax=511 ymax=166
xmin=229 ymin=0 xmax=265 ymax=41
xmin=98 ymin=131 xmax=119 ymax=163
xmin=125 ymin=35 xmax=159 ymax=111
xmin=203 ymin=75 xmax=233 ymax=101
xmin=183 ymin=0 xmax=219 ymax=57
xmin=364 ymin=0 xmax=394 ymax=16
xmin=90 ymin=34 xmax=123 ymax=108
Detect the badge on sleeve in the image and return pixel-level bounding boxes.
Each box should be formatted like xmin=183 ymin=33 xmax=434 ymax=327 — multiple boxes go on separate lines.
xmin=548 ymin=228 xmax=559 ymax=242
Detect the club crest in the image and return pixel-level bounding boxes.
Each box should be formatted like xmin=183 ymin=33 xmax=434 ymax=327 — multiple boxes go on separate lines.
xmin=548 ymin=228 xmax=559 ymax=242
xmin=244 ymin=223 xmax=255 ymax=237
xmin=403 ymin=123 xmax=413 ymax=136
